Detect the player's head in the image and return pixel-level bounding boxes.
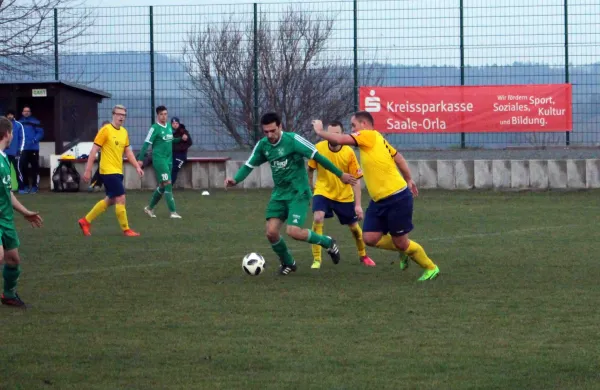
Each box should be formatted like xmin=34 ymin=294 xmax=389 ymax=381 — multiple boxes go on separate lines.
xmin=171 ymin=116 xmax=180 ymax=130
xmin=351 ymin=111 xmax=374 ymax=131
xmin=0 ymin=116 xmax=14 ymax=146
xmin=112 ymin=104 xmax=127 ymax=127
xmin=261 ymin=112 xmax=282 ymax=144
xmin=4 ymin=109 xmax=16 ymax=121
xmin=156 ymin=105 xmax=168 ymax=124
xmin=327 ymin=120 xmax=344 ymax=146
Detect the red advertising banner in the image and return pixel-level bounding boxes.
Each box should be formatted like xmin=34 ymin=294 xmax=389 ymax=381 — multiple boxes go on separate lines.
xmin=359 ymin=84 xmax=572 ymax=133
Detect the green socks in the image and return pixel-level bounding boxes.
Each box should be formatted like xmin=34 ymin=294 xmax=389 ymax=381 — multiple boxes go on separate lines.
xmin=149 ymin=187 xmax=164 ymax=209
xmin=271 ymin=238 xmax=295 ymax=266
xmin=164 ymin=184 xmax=176 ymax=213
xmin=307 ymin=231 xmax=333 ymax=248
xmin=149 ymin=185 xmax=176 ymax=212
xmin=3 ymin=264 xmax=21 ymax=299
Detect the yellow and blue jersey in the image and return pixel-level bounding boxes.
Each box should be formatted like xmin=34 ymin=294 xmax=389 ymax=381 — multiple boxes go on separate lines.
xmin=93 ymin=123 xmax=130 ymax=175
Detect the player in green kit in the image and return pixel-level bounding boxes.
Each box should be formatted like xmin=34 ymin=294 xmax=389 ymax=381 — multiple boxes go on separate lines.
xmin=0 ymin=117 xmax=43 ymax=308
xmin=137 ymin=106 xmax=188 ymax=219
xmin=225 ymin=112 xmax=357 ymax=275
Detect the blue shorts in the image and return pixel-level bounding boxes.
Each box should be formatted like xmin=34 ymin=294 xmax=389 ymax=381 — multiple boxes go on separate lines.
xmin=312 ymin=195 xmax=358 ymax=226
xmin=363 ymin=189 xmax=413 ymax=236
xmin=100 ymin=174 xmax=125 ymax=198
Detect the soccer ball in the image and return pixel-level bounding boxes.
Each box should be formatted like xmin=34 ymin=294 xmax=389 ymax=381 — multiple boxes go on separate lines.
xmin=242 ymin=253 xmax=266 ymax=276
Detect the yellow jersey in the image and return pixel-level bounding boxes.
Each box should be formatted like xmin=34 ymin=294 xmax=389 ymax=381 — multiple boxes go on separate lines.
xmin=308 ymin=141 xmax=362 ymax=202
xmin=350 ymin=130 xmax=407 ymax=202
xmin=93 ymin=123 xmax=130 ymax=175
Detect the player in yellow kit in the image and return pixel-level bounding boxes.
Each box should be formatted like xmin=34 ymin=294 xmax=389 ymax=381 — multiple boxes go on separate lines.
xmin=307 ymin=121 xmax=375 ymax=269
xmin=312 ymin=112 xmax=439 ymax=281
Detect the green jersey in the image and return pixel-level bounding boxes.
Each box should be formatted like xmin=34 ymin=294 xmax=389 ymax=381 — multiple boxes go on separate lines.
xmin=136 ymin=122 xmax=179 ymax=162
xmin=245 ymin=132 xmax=317 ymax=199
xmin=0 ymin=152 xmax=14 ymax=226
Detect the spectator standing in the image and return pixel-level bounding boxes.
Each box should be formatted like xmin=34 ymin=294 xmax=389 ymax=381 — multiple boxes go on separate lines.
xmin=170 ymin=117 xmax=192 ymax=186
xmin=18 ymin=106 xmax=44 ymax=194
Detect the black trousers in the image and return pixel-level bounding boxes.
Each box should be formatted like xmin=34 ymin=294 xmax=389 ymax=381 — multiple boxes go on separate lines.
xmin=19 ymin=150 xmax=40 ymax=189
xmin=172 ymin=152 xmax=187 ymax=185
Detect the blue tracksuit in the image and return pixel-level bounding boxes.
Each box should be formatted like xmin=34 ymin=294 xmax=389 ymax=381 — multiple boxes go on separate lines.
xmin=6 ymin=119 xmax=24 ymax=157
xmin=19 ymin=115 xmax=44 ymax=151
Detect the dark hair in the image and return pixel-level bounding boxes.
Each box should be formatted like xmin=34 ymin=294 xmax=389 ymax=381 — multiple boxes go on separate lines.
xmin=260 ymin=112 xmax=281 ymax=126
xmin=156 ymin=105 xmax=167 ymax=115
xmin=22 ymin=105 xmax=31 ymax=111
xmin=353 ymin=111 xmax=374 ymax=126
xmin=328 ymin=120 xmax=344 ymax=131
xmin=0 ymin=117 xmax=13 ymax=140
xmin=4 ymin=109 xmax=15 ymax=117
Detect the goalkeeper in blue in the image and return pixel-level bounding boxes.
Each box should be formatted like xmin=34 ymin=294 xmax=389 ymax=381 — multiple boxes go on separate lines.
xmin=225 ymin=112 xmax=357 ymax=275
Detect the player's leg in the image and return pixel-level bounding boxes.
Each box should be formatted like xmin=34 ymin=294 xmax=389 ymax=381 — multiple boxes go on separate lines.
xmin=115 ymin=192 xmax=139 ymax=236
xmin=311 ymin=210 xmax=325 ymax=269
xmin=332 ymin=200 xmax=375 ymax=267
xmin=285 ymin=195 xmax=340 ymax=264
xmin=163 ymin=161 xmax=180 ymax=218
xmin=1 ymin=228 xmax=26 ymax=308
xmin=310 ymin=195 xmax=331 ymax=269
xmin=265 ymin=201 xmax=296 ymax=274
xmin=386 ymin=191 xmax=439 ymax=281
xmin=79 ymin=174 xmax=114 ymax=236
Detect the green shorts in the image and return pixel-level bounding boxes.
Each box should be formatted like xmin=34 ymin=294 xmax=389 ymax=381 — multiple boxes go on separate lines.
xmin=265 ymin=195 xmax=310 ymax=227
xmin=0 ymin=223 xmax=20 ymax=251
xmin=154 ymin=160 xmax=173 ymax=184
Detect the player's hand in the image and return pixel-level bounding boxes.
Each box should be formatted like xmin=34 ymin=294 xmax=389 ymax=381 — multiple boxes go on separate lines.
xmin=83 ymin=169 xmax=91 ymax=183
xmin=312 ymin=119 xmax=324 ymax=134
xmin=224 ymin=177 xmax=237 ymax=189
xmin=137 ymin=160 xmax=144 ymax=168
xmin=355 ymin=205 xmax=364 ymax=221
xmin=136 ymin=166 xmax=144 ymax=178
xmin=407 ymin=179 xmax=419 ymax=197
xmin=23 ymin=211 xmax=43 ymax=228
xmin=340 ymin=172 xmax=357 ymax=186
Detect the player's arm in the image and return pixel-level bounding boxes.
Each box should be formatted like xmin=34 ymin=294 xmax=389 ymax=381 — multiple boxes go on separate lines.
xmin=136 ymin=127 xmax=155 ymax=161
xmin=312 ymin=120 xmax=356 ymax=146
xmin=124 ymin=145 xmax=144 ymax=178
xmin=393 ymin=151 xmax=418 ymax=196
xmin=348 ymin=151 xmax=364 ymax=218
xmin=226 ymin=142 xmax=266 ymax=187
xmin=83 ymin=143 xmax=101 ymax=182
xmin=11 ymin=193 xmax=42 ymax=227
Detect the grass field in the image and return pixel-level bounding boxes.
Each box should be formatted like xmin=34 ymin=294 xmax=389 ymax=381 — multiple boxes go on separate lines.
xmin=1 ymin=189 xmax=600 ymax=389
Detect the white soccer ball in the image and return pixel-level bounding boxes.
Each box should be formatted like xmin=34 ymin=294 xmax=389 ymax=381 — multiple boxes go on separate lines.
xmin=242 ymin=252 xmax=266 ymax=276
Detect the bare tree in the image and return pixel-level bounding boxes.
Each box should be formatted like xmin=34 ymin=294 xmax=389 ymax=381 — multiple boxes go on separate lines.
xmin=0 ymin=0 xmax=94 ymax=78
xmin=183 ymin=7 xmax=380 ymax=148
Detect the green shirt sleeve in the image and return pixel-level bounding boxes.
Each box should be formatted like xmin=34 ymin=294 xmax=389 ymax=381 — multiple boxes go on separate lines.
xmin=313 ymin=152 xmax=343 ymax=177
xmin=136 ymin=126 xmax=156 ymax=160
xmin=292 ymin=134 xmax=318 ymax=160
xmin=233 ymin=141 xmax=265 ymax=184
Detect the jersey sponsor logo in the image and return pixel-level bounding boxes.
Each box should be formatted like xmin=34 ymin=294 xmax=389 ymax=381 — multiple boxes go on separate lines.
xmin=162 ymin=133 xmax=174 ymax=141
xmin=271 ymin=159 xmax=288 ymax=169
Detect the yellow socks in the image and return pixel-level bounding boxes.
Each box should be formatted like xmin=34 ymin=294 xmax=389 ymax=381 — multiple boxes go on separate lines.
xmin=375 ymin=234 xmax=397 ymax=251
xmin=404 ymin=240 xmax=436 ymax=270
xmin=349 ymin=223 xmax=367 ymax=257
xmin=85 ymin=200 xmax=108 ymax=223
xmin=311 ymin=221 xmax=323 ymax=262
xmin=115 ymin=204 xmax=130 ymax=231
xmin=375 ymin=234 xmax=436 ymax=270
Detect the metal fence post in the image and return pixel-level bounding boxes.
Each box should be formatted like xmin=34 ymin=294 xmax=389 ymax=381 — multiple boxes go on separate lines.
xmin=564 ymin=0 xmax=570 ymax=147
xmin=253 ymin=3 xmax=260 ymax=144
xmin=54 ymin=8 xmax=59 ymax=80
xmin=353 ymin=0 xmax=359 ymax=112
xmin=149 ymin=6 xmax=156 ymax=124
xmin=459 ymin=0 xmax=465 ymax=148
